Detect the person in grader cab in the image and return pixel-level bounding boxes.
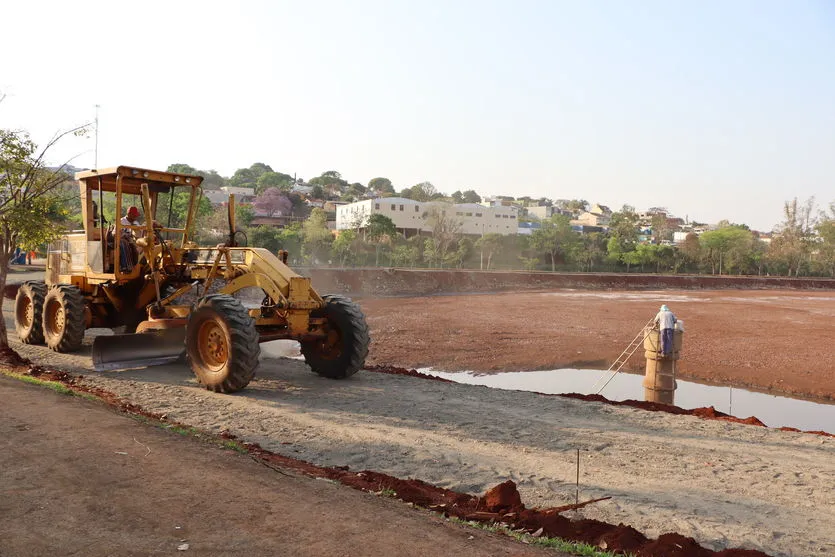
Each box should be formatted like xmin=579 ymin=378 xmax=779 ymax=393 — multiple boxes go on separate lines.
xmin=118 ymin=206 xmax=141 ymax=272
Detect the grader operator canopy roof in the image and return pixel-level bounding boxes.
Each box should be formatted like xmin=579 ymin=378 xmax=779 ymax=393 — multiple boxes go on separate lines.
xmin=75 ymin=166 xmax=204 ymax=194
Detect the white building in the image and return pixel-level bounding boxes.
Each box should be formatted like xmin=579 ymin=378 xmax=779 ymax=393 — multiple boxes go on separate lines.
xmin=336 ymin=197 xmax=518 ymax=236
xmin=220 ymin=186 xmax=256 ymax=198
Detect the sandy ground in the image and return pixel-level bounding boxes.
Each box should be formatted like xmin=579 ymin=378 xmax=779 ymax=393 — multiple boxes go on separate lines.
xmin=361 ymin=289 xmax=835 ymax=401
xmin=0 ymin=375 xmax=551 ymax=557
xmin=7 ymin=325 xmax=833 ymax=557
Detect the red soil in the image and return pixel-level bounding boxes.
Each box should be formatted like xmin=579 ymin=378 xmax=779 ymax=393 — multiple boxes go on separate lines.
xmin=358 ymin=287 xmax=835 ymax=401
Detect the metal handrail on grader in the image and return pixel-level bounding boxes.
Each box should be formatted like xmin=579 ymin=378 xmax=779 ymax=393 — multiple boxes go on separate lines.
xmin=13 ymin=166 xmax=369 ymax=392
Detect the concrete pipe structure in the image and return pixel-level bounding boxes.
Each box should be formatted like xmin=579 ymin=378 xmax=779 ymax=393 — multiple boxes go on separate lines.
xmin=642 ymin=326 xmax=684 ymax=405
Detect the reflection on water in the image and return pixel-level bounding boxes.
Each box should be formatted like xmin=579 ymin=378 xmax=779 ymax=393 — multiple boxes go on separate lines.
xmin=420 ymin=368 xmax=835 ymax=434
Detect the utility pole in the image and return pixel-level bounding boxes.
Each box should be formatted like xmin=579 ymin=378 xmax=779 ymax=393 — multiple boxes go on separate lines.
xmin=94 ymin=104 xmax=100 ymax=168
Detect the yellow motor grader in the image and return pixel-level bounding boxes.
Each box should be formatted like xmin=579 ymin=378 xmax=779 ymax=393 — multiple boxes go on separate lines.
xmin=13 ymin=166 xmax=369 ymax=392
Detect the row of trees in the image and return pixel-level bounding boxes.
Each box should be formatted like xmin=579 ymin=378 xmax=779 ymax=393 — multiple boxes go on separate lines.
xmin=223 ymin=199 xmax=835 ymax=278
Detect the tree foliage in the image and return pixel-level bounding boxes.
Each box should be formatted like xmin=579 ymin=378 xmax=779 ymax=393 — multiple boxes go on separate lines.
xmin=530 ymin=214 xmax=578 ymax=271
xmin=0 ymin=124 xmax=90 ymax=346
xmin=301 ymin=208 xmax=333 ymax=263
xmin=254 ymin=187 xmax=292 ymax=217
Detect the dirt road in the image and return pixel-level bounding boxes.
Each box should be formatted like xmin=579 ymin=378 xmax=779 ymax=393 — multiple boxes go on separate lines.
xmin=0 ymin=375 xmax=553 ymax=557
xmin=361 ymin=289 xmax=835 ymax=400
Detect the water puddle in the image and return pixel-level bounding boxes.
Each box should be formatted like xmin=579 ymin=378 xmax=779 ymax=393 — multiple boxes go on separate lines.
xmin=420 ymin=368 xmax=835 ymax=434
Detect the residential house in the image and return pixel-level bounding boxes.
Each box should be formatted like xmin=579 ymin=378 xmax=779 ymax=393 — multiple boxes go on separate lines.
xmin=572 ymin=211 xmax=611 ymax=227
xmin=203 ymin=190 xmax=230 ymax=205
xmin=220 ymin=186 xmax=255 ymax=202
xmin=590 ymin=203 xmax=612 ymax=216
xmin=527 ymin=206 xmax=572 ymax=220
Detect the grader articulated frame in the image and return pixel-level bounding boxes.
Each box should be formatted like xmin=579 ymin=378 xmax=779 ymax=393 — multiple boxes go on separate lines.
xmin=13 ymin=166 xmax=369 ymax=392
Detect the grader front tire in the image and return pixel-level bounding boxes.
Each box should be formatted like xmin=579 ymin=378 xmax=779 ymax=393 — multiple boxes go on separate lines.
xmin=42 ymin=285 xmax=86 ymax=353
xmin=15 ymin=281 xmax=47 ymax=345
xmin=186 ymin=294 xmax=260 ymax=393
xmin=301 ymin=295 xmax=369 ymax=379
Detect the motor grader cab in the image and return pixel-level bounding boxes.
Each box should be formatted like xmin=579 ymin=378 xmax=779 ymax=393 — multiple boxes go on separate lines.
xmin=14 ymin=166 xmax=369 ymax=392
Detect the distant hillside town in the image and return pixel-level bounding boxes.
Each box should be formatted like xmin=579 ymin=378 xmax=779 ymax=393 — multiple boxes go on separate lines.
xmin=52 ymin=162 xmax=831 ymax=277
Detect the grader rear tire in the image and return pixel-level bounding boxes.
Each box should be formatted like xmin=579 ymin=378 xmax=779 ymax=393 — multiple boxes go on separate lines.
xmin=186 ymin=294 xmax=260 ymax=393
xmin=42 ymin=285 xmax=85 ymax=353
xmin=15 ymin=281 xmax=47 ymax=344
xmin=301 ymin=295 xmax=369 ymax=379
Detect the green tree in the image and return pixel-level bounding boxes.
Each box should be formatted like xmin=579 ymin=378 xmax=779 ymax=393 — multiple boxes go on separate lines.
xmin=769 ymin=197 xmax=816 ymax=276
xmin=256 ymin=171 xmax=293 ymax=194
xmin=230 ymin=167 xmax=257 ymax=188
xmin=332 ymin=230 xmax=360 ymax=266
xmin=700 ymin=226 xmax=755 ymax=275
xmin=368 ymin=177 xmax=395 ymax=195
xmin=422 ymin=205 xmax=461 ymax=267
xmin=569 ymin=232 xmax=606 ymax=272
xmin=449 ymin=237 xmax=474 ymax=268
xmin=236 ymin=203 xmax=255 ymax=228
xmin=249 ymin=225 xmax=283 ymax=252
xmin=606 ymin=209 xmax=640 ymax=268
xmin=815 ymin=203 xmax=835 ymax=276
xmin=651 ymin=213 xmax=673 ymax=243
xmin=0 ymin=124 xmax=90 ymax=348
xmin=301 ymin=208 xmax=333 ymax=264
xmin=461 ymin=189 xmax=481 ymax=204
xmin=530 ymin=214 xmax=580 ymax=271
xmin=366 ymin=213 xmax=397 ymax=266
xmin=166 ymin=163 xmax=198 ymax=175
xmin=390 ymin=243 xmax=420 ymax=267
xmin=680 ymin=232 xmax=702 ymax=272
xmin=475 ymin=233 xmax=503 ymax=270
xmin=406 ymin=182 xmax=437 ymax=202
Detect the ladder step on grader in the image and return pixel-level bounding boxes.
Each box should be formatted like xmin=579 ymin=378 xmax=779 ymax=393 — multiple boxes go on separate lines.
xmin=13 ymin=166 xmax=369 ymax=393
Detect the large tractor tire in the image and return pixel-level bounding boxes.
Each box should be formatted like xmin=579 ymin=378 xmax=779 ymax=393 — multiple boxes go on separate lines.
xmin=186 ymin=294 xmax=260 ymax=393
xmin=14 ymin=281 xmax=47 ymax=344
xmin=42 ymin=285 xmax=86 ymax=353
xmin=301 ymin=295 xmax=369 ymax=379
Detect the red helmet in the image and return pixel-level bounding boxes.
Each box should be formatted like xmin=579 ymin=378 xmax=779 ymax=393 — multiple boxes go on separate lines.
xmin=127 ymin=206 xmax=140 ymax=219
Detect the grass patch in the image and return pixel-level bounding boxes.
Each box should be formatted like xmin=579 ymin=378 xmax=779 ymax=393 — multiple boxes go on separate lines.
xmin=448 ymin=516 xmax=630 ymax=557
xmin=221 ymin=439 xmax=248 ymax=454
xmin=165 ymin=424 xmax=201 ymax=437
xmin=378 ymin=488 xmax=397 ymax=498
xmin=5 ymin=371 xmax=76 ymax=396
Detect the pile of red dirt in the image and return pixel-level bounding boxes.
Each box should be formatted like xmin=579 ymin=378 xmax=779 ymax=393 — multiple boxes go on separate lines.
xmin=13 ymin=365 xmax=774 ymax=556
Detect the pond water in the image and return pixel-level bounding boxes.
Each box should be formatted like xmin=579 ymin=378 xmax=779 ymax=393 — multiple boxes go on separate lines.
xmin=420 ymin=368 xmax=835 ymax=434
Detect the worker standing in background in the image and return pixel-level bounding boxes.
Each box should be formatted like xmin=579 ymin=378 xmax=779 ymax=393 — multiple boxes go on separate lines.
xmin=654 ymin=304 xmax=677 ymax=357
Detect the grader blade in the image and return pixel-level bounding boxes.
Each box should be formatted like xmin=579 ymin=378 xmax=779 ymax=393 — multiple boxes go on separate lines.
xmin=92 ymin=329 xmax=186 ymax=371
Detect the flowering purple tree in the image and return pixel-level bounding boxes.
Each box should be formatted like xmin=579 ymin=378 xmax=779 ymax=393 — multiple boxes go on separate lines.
xmin=254 ymin=187 xmax=292 ymax=217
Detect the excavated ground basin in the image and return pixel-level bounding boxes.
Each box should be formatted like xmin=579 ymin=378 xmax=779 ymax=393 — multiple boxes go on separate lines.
xmin=421 ymin=368 xmax=835 ymax=434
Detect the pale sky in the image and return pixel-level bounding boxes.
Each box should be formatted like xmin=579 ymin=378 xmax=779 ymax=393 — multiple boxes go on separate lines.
xmin=3 ymin=0 xmax=834 ymax=231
